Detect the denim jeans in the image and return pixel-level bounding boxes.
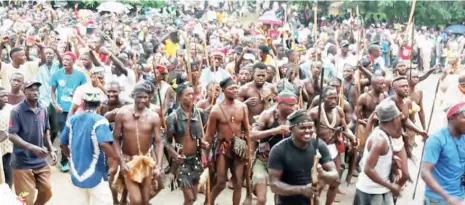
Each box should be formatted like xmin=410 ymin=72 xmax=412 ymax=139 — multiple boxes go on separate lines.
xmin=424 ymin=196 xmax=448 ymax=205
xmin=2 ymin=153 xmax=12 ymax=187
xmin=353 ymin=189 xmax=394 ymax=205
xmin=57 ymin=112 xmax=69 ymax=165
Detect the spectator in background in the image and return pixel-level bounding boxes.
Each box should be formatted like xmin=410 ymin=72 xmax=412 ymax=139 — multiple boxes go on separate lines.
xmin=50 ymin=51 xmax=87 ymax=172
xmin=7 ymin=72 xmax=25 ymax=105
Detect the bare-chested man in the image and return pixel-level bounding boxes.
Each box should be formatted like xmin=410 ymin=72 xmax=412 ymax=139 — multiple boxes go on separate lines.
xmin=342 ymin=64 xmax=358 ymax=108
xmin=99 ymin=81 xmax=130 ymax=204
xmin=303 ymin=61 xmax=323 ymax=106
xmin=100 ymin=81 xmax=130 ymax=115
xmin=387 ymin=76 xmax=429 ymax=188
xmin=310 ymin=86 xmax=356 ymax=205
xmin=406 ymin=70 xmax=426 ymax=147
xmin=342 ymin=64 xmax=370 ymax=109
xmin=238 ymin=62 xmax=275 ymax=124
xmin=205 ymin=77 xmax=252 ymax=205
xmin=386 ymin=60 xmax=437 ymax=95
xmin=250 ymin=90 xmax=298 ymax=205
xmin=354 ymin=75 xmax=388 ymax=152
xmin=310 ymin=78 xmax=352 ymax=124
xmin=113 ymin=83 xmax=164 ymax=205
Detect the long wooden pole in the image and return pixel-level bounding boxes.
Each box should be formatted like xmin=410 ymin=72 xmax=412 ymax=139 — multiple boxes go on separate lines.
xmin=412 ymin=79 xmax=440 ymax=199
xmin=346 ymin=5 xmax=361 ymax=185
xmin=311 ymin=50 xmax=325 ymax=205
xmin=182 ymin=32 xmax=193 ymax=83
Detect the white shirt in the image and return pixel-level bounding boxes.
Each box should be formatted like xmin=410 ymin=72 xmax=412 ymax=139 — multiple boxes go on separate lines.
xmin=0 ymin=60 xmax=40 ymax=91
xmin=356 ymin=127 xmax=393 ymax=194
xmin=335 ymin=53 xmax=357 ymax=79
xmin=206 ymin=10 xmax=217 ymax=22
xmin=109 ymin=69 xmax=137 ymax=103
xmin=72 ymin=83 xmax=107 ymax=107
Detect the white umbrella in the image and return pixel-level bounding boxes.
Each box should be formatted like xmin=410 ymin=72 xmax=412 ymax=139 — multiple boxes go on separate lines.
xmin=97 ymin=2 xmax=130 ymax=14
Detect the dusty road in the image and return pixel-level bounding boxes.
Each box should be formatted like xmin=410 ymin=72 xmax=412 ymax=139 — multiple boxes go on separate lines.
xmin=47 ymin=74 xmax=441 ymax=205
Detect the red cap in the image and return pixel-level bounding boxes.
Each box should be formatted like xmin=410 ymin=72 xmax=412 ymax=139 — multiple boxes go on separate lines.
xmin=447 ymin=101 xmax=465 ymax=119
xmin=62 ymin=52 xmax=77 ymax=62
xmin=156 ymin=65 xmax=166 ymax=73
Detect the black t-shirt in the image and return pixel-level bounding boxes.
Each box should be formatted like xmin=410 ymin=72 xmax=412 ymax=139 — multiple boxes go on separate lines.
xmin=268 ymin=137 xmax=332 ymax=205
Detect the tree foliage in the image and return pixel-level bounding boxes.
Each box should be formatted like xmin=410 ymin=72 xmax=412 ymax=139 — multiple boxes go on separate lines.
xmin=80 ymin=0 xmax=166 ymax=10
xmin=339 ymin=0 xmax=465 ymax=26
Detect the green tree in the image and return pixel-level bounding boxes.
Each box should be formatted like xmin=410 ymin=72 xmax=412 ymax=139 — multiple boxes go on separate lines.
xmin=340 ymin=0 xmax=465 ymax=26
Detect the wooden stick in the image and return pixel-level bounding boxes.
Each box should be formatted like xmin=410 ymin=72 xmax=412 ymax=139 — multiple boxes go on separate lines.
xmin=210 ymin=58 xmax=218 ymax=106
xmin=182 ymin=32 xmax=193 ymax=83
xmin=313 ymin=2 xmax=318 ymax=45
xmin=311 ymin=34 xmax=325 ymax=205
xmin=412 ymin=79 xmax=440 ymax=199
xmin=152 ymin=66 xmax=167 ymax=129
xmin=408 ymin=0 xmax=417 ymax=25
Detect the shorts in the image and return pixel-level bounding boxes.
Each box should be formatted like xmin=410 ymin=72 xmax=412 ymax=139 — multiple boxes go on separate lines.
xmin=13 ymin=165 xmax=52 ymax=205
xmin=252 ymin=157 xmax=268 ymax=187
xmin=72 ymin=179 xmax=113 ymax=205
xmin=353 ymin=189 xmax=394 ymax=205
xmin=424 ymin=196 xmax=449 ymax=205
xmin=327 ymin=144 xmax=338 ymax=160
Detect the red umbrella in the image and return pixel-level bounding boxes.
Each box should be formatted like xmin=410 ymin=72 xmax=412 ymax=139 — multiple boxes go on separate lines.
xmin=258 ymin=11 xmax=283 ymax=26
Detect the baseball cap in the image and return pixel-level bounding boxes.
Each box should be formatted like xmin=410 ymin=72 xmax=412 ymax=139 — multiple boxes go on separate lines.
xmin=24 ymin=81 xmax=42 ymax=89
xmin=340 ymin=40 xmax=349 ymax=47
xmin=375 ymin=99 xmax=401 ymax=122
xmin=82 ymin=89 xmax=102 ymax=102
xmin=90 ymin=66 xmax=105 ymax=75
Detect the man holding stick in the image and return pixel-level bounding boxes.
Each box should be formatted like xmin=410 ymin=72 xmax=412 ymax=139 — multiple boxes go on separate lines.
xmin=204 ymin=77 xmax=252 ymax=205
xmin=268 ymin=109 xmax=338 ymax=205
xmin=165 ymin=82 xmax=209 ymax=205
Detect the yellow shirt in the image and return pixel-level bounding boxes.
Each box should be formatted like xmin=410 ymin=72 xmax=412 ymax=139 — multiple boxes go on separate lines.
xmin=0 ymin=60 xmax=40 ymax=91
xmin=217 ymin=12 xmax=224 ymax=23
xmin=165 ymin=39 xmax=179 ymax=57
xmin=264 ymin=55 xmax=275 ymax=65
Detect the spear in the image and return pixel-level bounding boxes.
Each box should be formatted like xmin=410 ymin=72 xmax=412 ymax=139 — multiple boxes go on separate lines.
xmin=311 ymin=3 xmax=324 ymax=200
xmin=311 ymin=49 xmax=325 ymax=205
xmin=181 ymin=31 xmax=193 ymax=83
xmin=412 ymin=79 xmax=440 ymax=199
xmin=346 ymin=5 xmax=362 ymax=185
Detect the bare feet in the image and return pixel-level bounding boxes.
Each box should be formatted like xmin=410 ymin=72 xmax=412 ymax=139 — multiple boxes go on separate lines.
xmin=337 ymin=188 xmax=346 ymax=195
xmin=242 ymin=197 xmax=252 ymax=205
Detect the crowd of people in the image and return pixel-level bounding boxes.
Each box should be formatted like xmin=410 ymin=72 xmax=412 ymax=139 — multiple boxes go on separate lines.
xmin=0 ymin=1 xmax=465 ymax=205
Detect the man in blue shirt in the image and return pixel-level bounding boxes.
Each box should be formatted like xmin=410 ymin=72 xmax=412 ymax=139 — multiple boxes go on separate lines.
xmin=60 ymin=89 xmax=118 ymax=205
xmin=8 ymin=81 xmax=56 ymax=205
xmin=50 ymin=51 xmax=87 ymax=172
xmin=422 ymin=101 xmax=465 ymax=204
